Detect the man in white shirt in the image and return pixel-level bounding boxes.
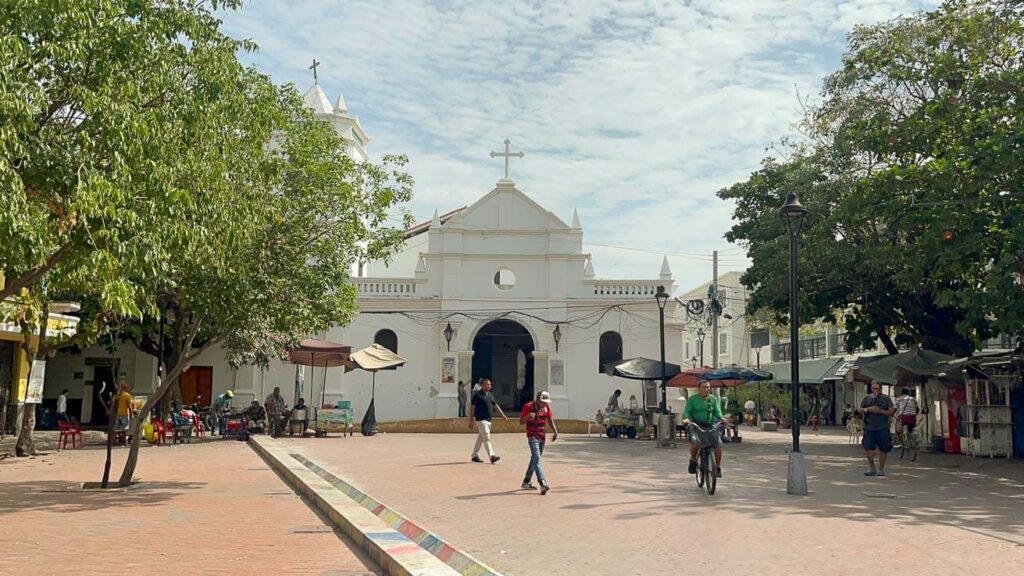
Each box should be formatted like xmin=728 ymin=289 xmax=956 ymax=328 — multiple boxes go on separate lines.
xmin=57 ymin=389 xmax=69 ymax=422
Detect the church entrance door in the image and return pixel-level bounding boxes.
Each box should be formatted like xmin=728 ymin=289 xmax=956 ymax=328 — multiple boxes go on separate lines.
xmin=472 ymin=320 xmax=534 ymax=412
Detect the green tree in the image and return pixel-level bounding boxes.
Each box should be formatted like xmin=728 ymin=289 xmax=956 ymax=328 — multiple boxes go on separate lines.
xmin=116 ymin=101 xmax=413 ymax=486
xmin=719 ymin=1 xmax=1024 ymax=356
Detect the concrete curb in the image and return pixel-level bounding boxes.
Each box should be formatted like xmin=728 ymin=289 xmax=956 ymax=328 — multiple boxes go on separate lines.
xmin=249 ymin=436 xmax=462 ymax=576
xmin=290 ymin=453 xmax=503 ymax=576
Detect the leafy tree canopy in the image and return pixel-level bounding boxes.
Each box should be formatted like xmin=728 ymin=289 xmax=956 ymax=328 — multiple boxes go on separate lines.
xmin=719 ymin=0 xmax=1024 ymax=356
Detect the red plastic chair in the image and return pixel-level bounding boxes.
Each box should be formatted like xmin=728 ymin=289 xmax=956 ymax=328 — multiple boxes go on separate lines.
xmin=151 ymin=419 xmax=169 ymax=446
xmin=192 ymin=416 xmax=206 ymax=437
xmin=58 ymin=420 xmax=83 ymax=450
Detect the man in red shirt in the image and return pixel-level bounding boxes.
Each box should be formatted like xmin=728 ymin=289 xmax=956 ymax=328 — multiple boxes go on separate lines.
xmin=519 ymin=390 xmax=558 ymax=495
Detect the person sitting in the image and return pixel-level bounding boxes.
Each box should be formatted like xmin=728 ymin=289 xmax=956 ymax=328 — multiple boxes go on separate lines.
xmin=245 ymin=400 xmax=267 ymax=434
xmin=291 ymin=397 xmax=309 ymax=434
xmin=769 ymin=405 xmax=782 ymax=425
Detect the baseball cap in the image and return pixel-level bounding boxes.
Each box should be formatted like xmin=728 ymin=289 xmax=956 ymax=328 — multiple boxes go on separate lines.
xmin=539 ymin=391 xmax=551 ymax=403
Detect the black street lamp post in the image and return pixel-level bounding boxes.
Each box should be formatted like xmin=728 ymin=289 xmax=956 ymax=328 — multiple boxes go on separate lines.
xmin=655 ymin=286 xmax=669 ymax=413
xmin=779 ymin=192 xmax=809 ymax=495
xmin=696 ymin=328 xmax=706 ymax=367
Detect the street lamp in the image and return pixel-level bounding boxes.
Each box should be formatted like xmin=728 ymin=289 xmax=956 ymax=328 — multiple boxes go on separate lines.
xmin=696 ymin=328 xmax=706 ymax=367
xmin=779 ymin=191 xmax=809 ymax=496
xmin=552 ymin=324 xmax=561 ymax=353
xmin=690 ymin=355 xmax=698 ymax=368
xmin=655 ymin=285 xmax=669 ymax=413
xmin=443 ymin=322 xmax=454 ymax=351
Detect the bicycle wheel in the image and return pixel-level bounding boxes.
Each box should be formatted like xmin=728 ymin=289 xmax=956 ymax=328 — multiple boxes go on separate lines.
xmin=695 ymin=450 xmax=705 ymax=487
xmin=909 ymin=433 xmax=919 ymax=462
xmin=899 ymin=430 xmax=907 ymax=460
xmin=705 ymin=449 xmax=717 ymax=495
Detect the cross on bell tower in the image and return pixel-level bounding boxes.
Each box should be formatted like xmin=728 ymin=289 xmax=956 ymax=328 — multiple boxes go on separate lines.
xmin=309 ymin=58 xmax=321 ymax=84
xmin=490 ymin=138 xmax=524 ymax=180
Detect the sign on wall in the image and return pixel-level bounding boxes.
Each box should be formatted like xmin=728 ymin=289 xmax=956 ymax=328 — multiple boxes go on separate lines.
xmin=441 ymin=356 xmax=456 ymax=384
xmin=550 ymin=359 xmax=564 ymax=387
xmin=25 ymin=360 xmax=46 ymax=404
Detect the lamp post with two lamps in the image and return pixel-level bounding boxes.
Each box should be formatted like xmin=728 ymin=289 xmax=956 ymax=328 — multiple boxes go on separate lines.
xmin=779 ymin=192 xmax=809 ymax=496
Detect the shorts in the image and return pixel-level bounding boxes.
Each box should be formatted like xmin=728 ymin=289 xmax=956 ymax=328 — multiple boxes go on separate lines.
xmin=116 ymin=415 xmax=131 ymax=431
xmin=900 ymin=414 xmax=917 ymax=426
xmin=688 ymin=425 xmax=722 ymax=449
xmin=862 ymin=428 xmax=892 ymax=453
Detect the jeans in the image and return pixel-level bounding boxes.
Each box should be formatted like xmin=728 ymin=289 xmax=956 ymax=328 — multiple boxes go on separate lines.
xmin=524 ymin=437 xmax=546 ymax=485
xmin=472 ymin=420 xmax=495 ymax=458
xmin=458 ymin=402 xmax=466 ymax=418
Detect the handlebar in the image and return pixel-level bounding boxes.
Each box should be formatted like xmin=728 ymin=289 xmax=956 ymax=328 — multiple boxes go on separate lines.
xmin=685 ymin=421 xmax=723 ymax=433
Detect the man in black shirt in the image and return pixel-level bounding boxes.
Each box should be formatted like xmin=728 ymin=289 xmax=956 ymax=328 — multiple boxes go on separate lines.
xmin=468 ymin=378 xmax=508 ymax=463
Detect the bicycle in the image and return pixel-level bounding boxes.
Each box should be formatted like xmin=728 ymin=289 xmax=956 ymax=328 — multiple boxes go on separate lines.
xmin=688 ymin=422 xmax=722 ymax=495
xmin=897 ymin=418 xmax=920 ymax=462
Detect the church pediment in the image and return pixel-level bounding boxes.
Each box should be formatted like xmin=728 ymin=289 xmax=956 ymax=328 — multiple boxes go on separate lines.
xmin=455 ymin=179 xmax=570 ymax=232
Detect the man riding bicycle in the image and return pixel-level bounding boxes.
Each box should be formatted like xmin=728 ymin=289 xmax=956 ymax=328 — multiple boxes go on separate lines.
xmin=682 ymin=381 xmax=724 ymax=478
xmin=895 ymin=388 xmax=920 ymax=435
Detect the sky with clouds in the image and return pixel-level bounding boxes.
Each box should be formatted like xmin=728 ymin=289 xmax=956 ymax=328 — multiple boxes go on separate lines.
xmin=221 ymin=0 xmax=936 ymax=293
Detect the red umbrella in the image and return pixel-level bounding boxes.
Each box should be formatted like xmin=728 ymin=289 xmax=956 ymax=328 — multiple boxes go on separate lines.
xmin=666 ymin=367 xmax=712 ymax=388
xmin=666 ymin=366 xmax=746 ymax=388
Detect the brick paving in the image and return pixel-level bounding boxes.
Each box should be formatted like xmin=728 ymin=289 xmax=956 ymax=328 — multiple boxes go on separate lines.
xmin=0 ymin=434 xmax=377 ymax=576
xmin=278 ymin=428 xmax=1024 ymax=576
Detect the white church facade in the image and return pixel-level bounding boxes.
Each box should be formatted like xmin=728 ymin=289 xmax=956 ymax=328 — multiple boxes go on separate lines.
xmin=41 ymin=84 xmax=682 ymax=424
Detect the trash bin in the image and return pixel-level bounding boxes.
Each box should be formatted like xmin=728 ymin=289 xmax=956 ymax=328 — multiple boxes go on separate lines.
xmin=657 ymin=413 xmax=677 ymax=448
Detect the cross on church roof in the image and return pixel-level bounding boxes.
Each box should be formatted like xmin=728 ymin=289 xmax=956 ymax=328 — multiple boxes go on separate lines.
xmin=309 ymin=58 xmax=321 ymax=84
xmin=490 ymin=138 xmax=524 ymax=180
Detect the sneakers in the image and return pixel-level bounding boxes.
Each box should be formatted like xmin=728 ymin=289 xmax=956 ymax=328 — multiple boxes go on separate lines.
xmin=471 ymin=455 xmax=483 ymax=463
xmin=540 ymin=483 xmax=550 ymax=495
xmin=688 ymin=460 xmax=697 ymax=475
xmin=521 ymin=482 xmax=538 ymax=490
xmin=863 ymin=469 xmax=877 ymax=477
xmin=715 ymin=467 xmax=722 ymax=478
xmin=877 ymin=470 xmax=887 ymax=477
xmin=490 ymin=455 xmax=501 ymax=464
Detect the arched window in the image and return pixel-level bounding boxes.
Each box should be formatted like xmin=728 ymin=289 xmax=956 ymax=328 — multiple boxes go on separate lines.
xmin=599 ymin=331 xmax=623 ymax=372
xmin=374 ymin=329 xmax=398 ymax=353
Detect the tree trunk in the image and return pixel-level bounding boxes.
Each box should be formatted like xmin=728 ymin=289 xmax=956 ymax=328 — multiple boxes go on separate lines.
xmin=877 ymin=331 xmax=899 ymax=355
xmin=14 ymin=406 xmax=36 ymax=457
xmin=116 ymin=337 xmax=220 ymax=487
xmin=101 ymin=387 xmax=118 ymax=488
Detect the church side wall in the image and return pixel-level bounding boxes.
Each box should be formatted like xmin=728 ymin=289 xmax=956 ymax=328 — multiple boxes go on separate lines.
xmin=365 ymin=233 xmax=427 ymax=277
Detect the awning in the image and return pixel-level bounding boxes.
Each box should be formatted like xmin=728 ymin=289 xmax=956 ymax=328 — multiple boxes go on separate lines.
xmin=854 ymin=348 xmax=958 ymax=385
xmin=346 ymin=343 xmax=407 ymax=372
xmin=288 ymin=339 xmax=352 ymax=367
xmin=763 ymin=358 xmax=845 ymax=385
xmin=604 ymin=357 xmax=681 ymax=381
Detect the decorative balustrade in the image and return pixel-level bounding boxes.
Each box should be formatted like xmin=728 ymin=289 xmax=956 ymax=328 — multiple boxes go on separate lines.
xmin=352 ymin=278 xmax=420 ymax=297
xmin=588 ymin=280 xmax=666 ymax=298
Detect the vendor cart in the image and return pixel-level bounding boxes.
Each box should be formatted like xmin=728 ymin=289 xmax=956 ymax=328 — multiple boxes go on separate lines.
xmin=221 ymin=413 xmax=249 ymax=440
xmin=604 ymin=410 xmax=644 ymax=439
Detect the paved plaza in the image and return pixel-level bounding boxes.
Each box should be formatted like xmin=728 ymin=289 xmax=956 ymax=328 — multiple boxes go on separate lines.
xmin=0 ymin=435 xmax=376 ymax=576
xmin=279 ymin=428 xmax=1024 ymax=576
xmin=1 ymin=428 xmax=1022 ymax=576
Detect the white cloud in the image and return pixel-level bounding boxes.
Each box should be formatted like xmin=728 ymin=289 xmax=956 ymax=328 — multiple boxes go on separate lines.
xmin=222 ymin=0 xmax=937 ymax=292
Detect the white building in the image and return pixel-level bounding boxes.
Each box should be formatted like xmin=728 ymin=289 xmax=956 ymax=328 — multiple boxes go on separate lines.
xmin=43 ymin=85 xmax=682 ymax=423
xmin=676 ymin=270 xmax=753 ymax=370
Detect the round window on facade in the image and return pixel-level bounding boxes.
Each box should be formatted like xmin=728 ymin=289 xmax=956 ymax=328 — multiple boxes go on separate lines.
xmin=493 ymin=268 xmax=516 ymax=291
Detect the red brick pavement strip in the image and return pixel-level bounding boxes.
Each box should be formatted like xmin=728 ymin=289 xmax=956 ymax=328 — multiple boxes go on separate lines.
xmin=276 ymin=429 xmax=1024 ymax=576
xmin=0 ymin=436 xmax=378 ymax=576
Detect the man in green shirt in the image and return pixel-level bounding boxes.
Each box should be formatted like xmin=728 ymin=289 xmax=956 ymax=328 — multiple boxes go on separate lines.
xmin=681 ymin=381 xmax=724 ymax=478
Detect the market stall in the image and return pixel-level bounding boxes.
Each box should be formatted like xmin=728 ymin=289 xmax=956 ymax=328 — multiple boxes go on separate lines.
xmin=603 ymin=357 xmax=681 ymax=440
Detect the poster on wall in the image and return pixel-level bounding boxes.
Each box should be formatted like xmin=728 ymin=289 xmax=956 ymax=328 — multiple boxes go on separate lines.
xmin=550 ymin=359 xmax=564 ymax=387
xmin=441 ymin=356 xmax=456 ymax=384
xmin=25 ymin=360 xmax=46 ymax=404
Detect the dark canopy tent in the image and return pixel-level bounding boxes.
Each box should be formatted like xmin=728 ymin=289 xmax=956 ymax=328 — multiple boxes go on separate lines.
xmin=853 ymin=348 xmax=959 ymax=386
xmin=604 ymin=357 xmax=681 ymax=380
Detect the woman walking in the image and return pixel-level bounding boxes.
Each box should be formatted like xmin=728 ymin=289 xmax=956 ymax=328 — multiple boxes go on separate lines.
xmin=520 ymin=390 xmax=558 ymax=495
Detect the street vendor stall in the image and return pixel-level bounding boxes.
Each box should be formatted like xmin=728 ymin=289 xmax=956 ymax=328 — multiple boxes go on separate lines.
xmin=603 ymin=357 xmax=681 ymax=440
xmin=287 ymin=338 xmax=352 ymax=437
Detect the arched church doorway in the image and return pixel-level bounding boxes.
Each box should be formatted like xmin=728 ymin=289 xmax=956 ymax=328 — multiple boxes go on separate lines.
xmin=472 ymin=320 xmax=534 ymax=411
